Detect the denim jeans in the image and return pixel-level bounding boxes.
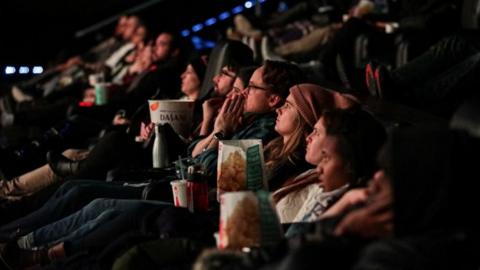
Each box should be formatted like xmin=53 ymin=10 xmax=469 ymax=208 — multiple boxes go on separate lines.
xmin=25 ymin=198 xmax=170 ymax=248
xmin=0 ymin=180 xmax=143 ymax=240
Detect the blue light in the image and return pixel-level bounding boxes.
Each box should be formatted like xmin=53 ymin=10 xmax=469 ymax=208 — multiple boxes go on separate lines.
xmin=259 ymin=0 xmax=266 ymax=3
xmin=32 ymin=66 xmax=44 ymax=74
xmin=244 ymin=1 xmax=253 ymax=8
xmin=232 ymin=5 xmax=244 ymax=14
xmin=204 ymin=41 xmax=216 ymax=49
xmin=192 ymin=23 xmax=204 ymax=32
xmin=19 ymin=66 xmax=30 ymax=74
xmin=191 ymin=36 xmax=202 ymax=44
xmin=4 ymin=66 xmax=15 ymax=75
xmin=218 ymin=12 xmax=230 ymax=20
xmin=205 ymin=17 xmax=217 ymax=26
xmin=181 ymin=29 xmax=190 ymax=37
xmin=278 ymin=1 xmax=288 ymax=12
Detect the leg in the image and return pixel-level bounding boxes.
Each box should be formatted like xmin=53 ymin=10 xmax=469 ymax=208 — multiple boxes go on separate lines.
xmin=25 ymin=198 xmax=155 ymax=247
xmin=0 ymin=180 xmax=143 ymax=240
xmin=64 ymin=202 xmax=165 ymax=255
xmin=392 ymin=34 xmax=480 ymax=87
xmin=0 ymin=164 xmax=60 ymax=199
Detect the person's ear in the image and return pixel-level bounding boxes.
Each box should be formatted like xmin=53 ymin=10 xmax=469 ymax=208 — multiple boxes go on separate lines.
xmin=268 ymin=95 xmax=282 ymax=109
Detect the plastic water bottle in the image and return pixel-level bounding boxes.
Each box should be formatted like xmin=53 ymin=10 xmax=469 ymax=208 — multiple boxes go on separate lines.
xmin=152 ymin=124 xmax=169 ymax=168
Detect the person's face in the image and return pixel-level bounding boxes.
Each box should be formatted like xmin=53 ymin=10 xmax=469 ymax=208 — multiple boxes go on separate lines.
xmin=332 ymin=169 xmax=393 ymax=238
xmin=135 ymin=45 xmax=153 ymax=68
xmin=131 ymin=26 xmax=147 ymax=47
xmin=181 ymin=64 xmax=201 ymax=97
xmin=153 ymin=33 xmax=173 ymax=61
xmin=243 ymin=66 xmax=277 ymax=113
xmin=316 ymin=136 xmax=354 ymax=191
xmin=212 ymin=66 xmax=236 ymax=97
xmin=305 ymin=117 xmax=327 ymax=165
xmin=275 ymin=95 xmax=299 ymax=136
xmin=122 ymin=17 xmax=139 ymax=40
xmin=226 ymin=78 xmax=246 ymax=98
xmin=115 ymin=16 xmax=128 ymax=36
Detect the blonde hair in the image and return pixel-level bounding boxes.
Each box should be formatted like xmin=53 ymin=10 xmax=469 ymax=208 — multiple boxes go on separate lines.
xmin=265 ymin=110 xmax=310 ymax=169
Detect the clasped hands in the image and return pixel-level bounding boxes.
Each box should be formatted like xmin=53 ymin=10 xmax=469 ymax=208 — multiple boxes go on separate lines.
xmin=213 ymin=93 xmax=245 ymax=137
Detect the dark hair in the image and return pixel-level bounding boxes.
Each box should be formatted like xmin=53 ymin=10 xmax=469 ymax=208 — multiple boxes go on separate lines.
xmin=160 ymin=31 xmax=181 ymax=50
xmin=223 ymin=40 xmax=254 ymax=74
xmin=189 ymin=54 xmax=208 ymax=82
xmin=237 ymin=66 xmax=258 ymax=88
xmin=135 ymin=18 xmax=153 ymax=44
xmin=263 ymin=60 xmax=305 ymax=101
xmin=322 ymin=108 xmax=386 ymax=187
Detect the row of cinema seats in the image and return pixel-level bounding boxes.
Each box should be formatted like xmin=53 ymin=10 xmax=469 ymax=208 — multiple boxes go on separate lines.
xmin=239 ymin=0 xmax=480 ymax=94
xmin=137 ymin=38 xmax=454 ymax=200
xmin=339 ymin=0 xmax=480 ymax=89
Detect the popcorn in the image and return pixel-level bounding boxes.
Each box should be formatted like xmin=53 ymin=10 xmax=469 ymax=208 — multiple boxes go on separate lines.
xmin=217 ymin=140 xmax=267 ymax=201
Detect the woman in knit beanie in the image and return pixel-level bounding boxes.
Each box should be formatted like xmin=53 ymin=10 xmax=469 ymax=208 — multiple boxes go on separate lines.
xmin=268 ymin=84 xmax=360 ymax=223
xmin=266 ymin=84 xmax=357 ymax=190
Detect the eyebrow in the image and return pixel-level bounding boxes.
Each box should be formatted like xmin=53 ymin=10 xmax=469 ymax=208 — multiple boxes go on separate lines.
xmin=222 ymin=69 xmax=236 ymax=77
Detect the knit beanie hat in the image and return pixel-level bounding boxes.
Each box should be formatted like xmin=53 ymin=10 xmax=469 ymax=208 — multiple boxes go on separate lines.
xmin=189 ymin=55 xmax=207 ymax=82
xmin=289 ymin=83 xmax=336 ymax=128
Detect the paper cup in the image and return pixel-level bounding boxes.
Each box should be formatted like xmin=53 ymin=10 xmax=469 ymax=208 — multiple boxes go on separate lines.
xmin=170 ymin=179 xmax=188 ymax=208
xmin=95 ymin=83 xmax=109 ymax=105
xmin=148 ymin=100 xmax=195 ymax=138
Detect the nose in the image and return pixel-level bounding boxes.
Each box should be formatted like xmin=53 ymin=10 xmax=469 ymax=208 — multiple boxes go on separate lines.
xmin=306 ymin=133 xmax=313 ymax=144
xmin=241 ymin=88 xmax=248 ymax=99
xmin=212 ymin=74 xmax=219 ymax=84
xmin=373 ymin=170 xmax=385 ymax=181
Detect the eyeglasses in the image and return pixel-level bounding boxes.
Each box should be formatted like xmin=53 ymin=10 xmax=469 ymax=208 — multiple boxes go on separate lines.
xmin=245 ymin=83 xmax=271 ymax=95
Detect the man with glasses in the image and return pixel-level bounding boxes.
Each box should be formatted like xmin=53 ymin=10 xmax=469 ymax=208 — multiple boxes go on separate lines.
xmin=197 ymin=41 xmax=254 ymax=137
xmin=191 ymin=60 xmax=305 ymax=179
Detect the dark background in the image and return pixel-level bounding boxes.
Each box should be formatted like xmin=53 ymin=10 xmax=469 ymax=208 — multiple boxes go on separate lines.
xmin=0 ymin=0 xmax=259 ymax=66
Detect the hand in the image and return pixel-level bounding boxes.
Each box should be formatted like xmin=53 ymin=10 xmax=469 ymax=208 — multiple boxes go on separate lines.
xmin=202 ymin=97 xmax=224 ymax=122
xmin=112 ymin=114 xmax=130 ymax=126
xmin=375 ymin=21 xmax=399 ymax=33
xmin=333 ymin=188 xmax=393 ymax=239
xmin=213 ymin=94 xmax=244 ymax=136
xmin=321 ymin=188 xmax=368 ymax=218
xmin=139 ymin=122 xmax=155 ymax=142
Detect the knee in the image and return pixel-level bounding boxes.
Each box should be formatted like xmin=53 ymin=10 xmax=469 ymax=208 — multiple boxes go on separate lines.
xmin=54 ymin=181 xmax=81 ymax=197
xmin=86 ymin=198 xmax=108 ymax=208
xmin=64 ymin=183 xmax=98 ymax=202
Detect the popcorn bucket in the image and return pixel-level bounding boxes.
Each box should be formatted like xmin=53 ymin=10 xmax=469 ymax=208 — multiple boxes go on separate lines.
xmin=219 ymin=191 xmax=283 ymax=250
xmin=217 ymin=140 xmax=267 ymax=201
xmin=148 ymin=100 xmax=195 ymax=138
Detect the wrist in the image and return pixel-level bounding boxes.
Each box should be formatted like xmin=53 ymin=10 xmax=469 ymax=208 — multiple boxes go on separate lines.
xmin=213 ymin=131 xmax=225 ymax=141
xmin=213 ymin=128 xmax=230 ymax=139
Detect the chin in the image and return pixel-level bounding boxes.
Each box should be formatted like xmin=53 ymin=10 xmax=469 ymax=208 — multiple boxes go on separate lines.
xmin=305 ymin=156 xmax=315 ymax=166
